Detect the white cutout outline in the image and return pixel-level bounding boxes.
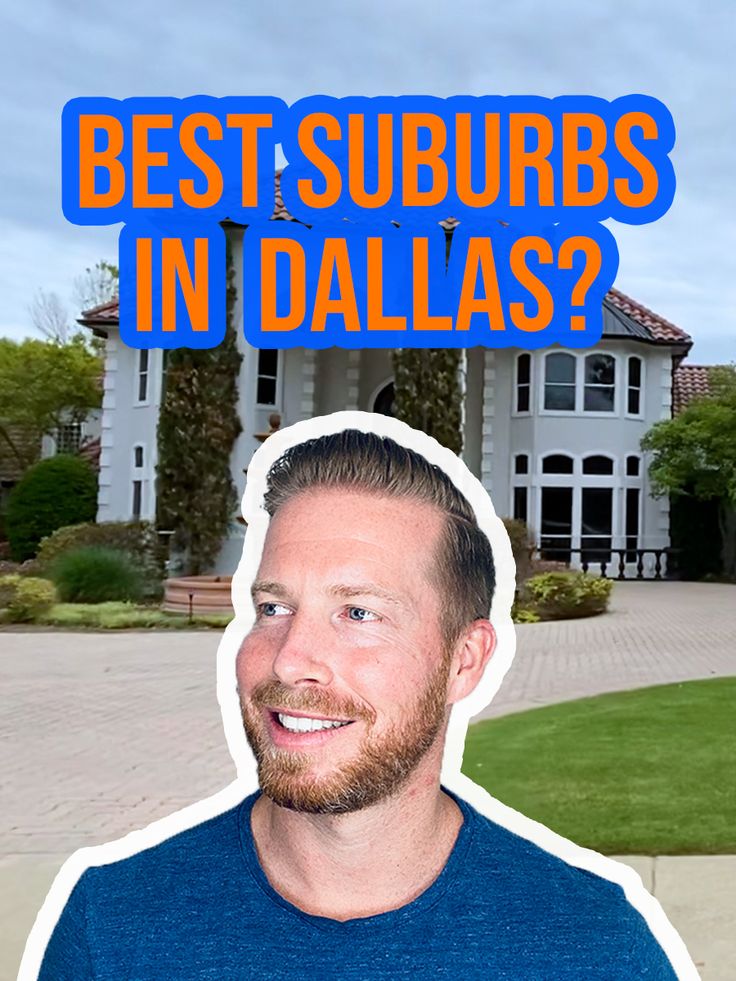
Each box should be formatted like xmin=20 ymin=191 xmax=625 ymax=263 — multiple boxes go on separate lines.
xmin=19 ymin=410 xmax=698 ymax=980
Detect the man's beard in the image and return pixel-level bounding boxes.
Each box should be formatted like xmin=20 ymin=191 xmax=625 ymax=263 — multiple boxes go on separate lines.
xmin=239 ymin=655 xmax=452 ymax=815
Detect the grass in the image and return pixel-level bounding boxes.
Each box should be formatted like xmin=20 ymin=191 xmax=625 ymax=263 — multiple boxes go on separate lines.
xmin=462 ymin=678 xmax=736 ymax=855
xmin=31 ymin=602 xmax=233 ymax=630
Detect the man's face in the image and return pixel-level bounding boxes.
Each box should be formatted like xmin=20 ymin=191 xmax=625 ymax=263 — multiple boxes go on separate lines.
xmin=236 ymin=487 xmax=456 ymax=814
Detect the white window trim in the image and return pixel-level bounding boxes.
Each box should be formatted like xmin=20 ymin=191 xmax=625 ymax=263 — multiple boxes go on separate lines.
xmin=624 ymin=354 xmax=645 ymax=420
xmin=134 ymin=348 xmax=152 ymax=407
xmin=539 ymin=349 xmax=621 ymax=418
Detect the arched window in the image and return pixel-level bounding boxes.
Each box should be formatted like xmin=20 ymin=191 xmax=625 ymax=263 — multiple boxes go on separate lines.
xmin=626 ymin=455 xmax=640 ymax=477
xmin=582 ymin=455 xmax=614 ymax=475
xmin=542 ymin=454 xmax=574 ymax=474
xmin=544 ymin=353 xmax=576 ymax=410
xmin=584 ymin=354 xmax=615 ymax=412
xmin=516 ymin=354 xmax=531 ymax=412
xmin=372 ymin=382 xmax=396 ymax=417
xmin=514 ymin=453 xmax=529 ymax=475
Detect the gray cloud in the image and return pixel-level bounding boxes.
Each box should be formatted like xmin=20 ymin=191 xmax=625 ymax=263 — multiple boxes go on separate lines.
xmin=0 ymin=0 xmax=734 ymax=361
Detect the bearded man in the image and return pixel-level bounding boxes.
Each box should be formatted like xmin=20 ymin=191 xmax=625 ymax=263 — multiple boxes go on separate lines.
xmin=35 ymin=426 xmax=681 ymax=979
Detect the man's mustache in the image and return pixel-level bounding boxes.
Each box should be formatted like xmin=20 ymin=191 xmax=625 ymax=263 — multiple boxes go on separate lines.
xmin=245 ymin=679 xmax=376 ymax=725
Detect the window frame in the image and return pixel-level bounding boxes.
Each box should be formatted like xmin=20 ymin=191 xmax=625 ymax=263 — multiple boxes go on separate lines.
xmin=255 ymin=348 xmax=283 ymax=409
xmin=625 ymin=355 xmax=644 ymax=419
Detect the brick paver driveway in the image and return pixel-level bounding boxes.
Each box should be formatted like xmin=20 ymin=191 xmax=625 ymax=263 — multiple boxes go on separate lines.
xmin=2 ymin=581 xmax=735 ymax=979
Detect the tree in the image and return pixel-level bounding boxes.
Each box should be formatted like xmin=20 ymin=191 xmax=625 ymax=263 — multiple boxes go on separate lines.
xmin=28 ymin=289 xmax=71 ymax=344
xmin=641 ymin=366 xmax=736 ymax=578
xmin=73 ymin=260 xmax=119 ymax=312
xmin=0 ymin=338 xmax=102 ymax=469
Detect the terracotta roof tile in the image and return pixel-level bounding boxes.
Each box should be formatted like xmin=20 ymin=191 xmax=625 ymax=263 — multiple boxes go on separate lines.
xmin=673 ymin=364 xmax=714 ymax=414
xmin=605 ymin=287 xmax=690 ymax=345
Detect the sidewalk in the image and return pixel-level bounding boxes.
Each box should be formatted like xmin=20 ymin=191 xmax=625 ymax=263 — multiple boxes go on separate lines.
xmin=3 ymin=581 xmax=735 ymax=979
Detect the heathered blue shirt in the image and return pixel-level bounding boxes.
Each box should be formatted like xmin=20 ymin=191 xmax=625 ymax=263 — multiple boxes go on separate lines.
xmin=39 ymin=790 xmax=676 ymax=979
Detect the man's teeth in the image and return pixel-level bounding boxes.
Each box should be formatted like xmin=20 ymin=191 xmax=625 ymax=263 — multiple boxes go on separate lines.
xmin=277 ymin=713 xmax=350 ymax=733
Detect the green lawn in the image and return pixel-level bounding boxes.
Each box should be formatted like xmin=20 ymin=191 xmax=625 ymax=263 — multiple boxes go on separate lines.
xmin=462 ymin=678 xmax=736 ymax=855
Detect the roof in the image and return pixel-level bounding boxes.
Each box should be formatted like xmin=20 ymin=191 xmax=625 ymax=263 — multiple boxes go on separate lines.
xmin=673 ymin=364 xmax=714 ymax=414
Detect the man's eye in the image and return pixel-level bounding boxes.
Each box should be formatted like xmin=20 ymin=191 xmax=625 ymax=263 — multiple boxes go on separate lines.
xmin=258 ymin=602 xmax=291 ymax=618
xmin=346 ymin=606 xmax=380 ymax=622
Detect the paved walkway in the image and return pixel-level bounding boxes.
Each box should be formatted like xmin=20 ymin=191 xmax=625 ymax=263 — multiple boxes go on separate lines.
xmin=2 ymin=581 xmax=735 ymax=979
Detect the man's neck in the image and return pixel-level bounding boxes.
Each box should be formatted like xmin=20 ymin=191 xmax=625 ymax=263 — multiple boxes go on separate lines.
xmin=250 ymin=771 xmax=463 ymax=921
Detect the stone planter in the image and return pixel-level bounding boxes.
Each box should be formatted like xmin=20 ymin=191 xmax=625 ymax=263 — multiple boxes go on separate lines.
xmin=162 ymin=575 xmax=234 ymax=616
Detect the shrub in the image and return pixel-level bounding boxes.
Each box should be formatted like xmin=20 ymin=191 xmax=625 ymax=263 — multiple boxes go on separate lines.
xmin=0 ymin=574 xmax=56 ymax=622
xmin=523 ymin=571 xmax=613 ymax=621
xmin=49 ymin=547 xmax=144 ymax=603
xmin=5 ymin=455 xmax=97 ymax=561
xmin=36 ymin=521 xmax=163 ymax=597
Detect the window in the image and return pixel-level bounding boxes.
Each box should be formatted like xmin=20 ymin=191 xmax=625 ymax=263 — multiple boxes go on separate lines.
xmin=544 ymin=353 xmax=576 ymax=410
xmin=513 ymin=487 xmax=528 ymax=523
xmin=134 ymin=445 xmax=144 ymax=468
xmin=584 ymin=354 xmax=615 ymax=412
xmin=514 ymin=454 xmax=529 ymax=475
xmin=540 ymin=487 xmax=573 ymax=562
xmin=132 ymin=480 xmax=142 ymax=519
xmin=581 ymin=487 xmax=613 ymax=563
xmin=137 ymin=349 xmax=149 ymax=403
xmin=626 ymin=455 xmax=640 ymax=477
xmin=56 ymin=422 xmax=82 ymax=455
xmin=625 ymin=488 xmax=640 ymax=562
xmin=627 ymin=357 xmax=642 ymax=415
xmin=256 ymin=349 xmax=279 ymax=406
xmin=542 ymin=454 xmax=574 ymax=474
xmin=516 ymin=354 xmax=531 ymax=412
xmin=582 ymin=455 xmax=614 ymax=475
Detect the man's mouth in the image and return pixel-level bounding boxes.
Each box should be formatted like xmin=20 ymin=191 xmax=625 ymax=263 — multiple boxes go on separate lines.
xmin=276 ymin=712 xmax=353 ymax=733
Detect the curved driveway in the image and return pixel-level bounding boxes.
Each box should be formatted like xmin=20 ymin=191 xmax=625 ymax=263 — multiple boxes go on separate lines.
xmin=475 ymin=580 xmax=736 ymax=721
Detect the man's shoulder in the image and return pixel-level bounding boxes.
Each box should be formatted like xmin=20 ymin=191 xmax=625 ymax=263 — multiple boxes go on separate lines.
xmin=80 ymin=797 xmax=249 ymax=899
xmin=457 ymin=795 xmax=650 ymax=928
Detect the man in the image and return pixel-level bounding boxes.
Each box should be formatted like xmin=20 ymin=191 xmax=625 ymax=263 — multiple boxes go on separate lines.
xmin=35 ymin=425 xmax=681 ymax=979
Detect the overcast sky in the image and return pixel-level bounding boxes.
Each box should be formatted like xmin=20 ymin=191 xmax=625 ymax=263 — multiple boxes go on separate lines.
xmin=0 ymin=0 xmax=734 ymax=363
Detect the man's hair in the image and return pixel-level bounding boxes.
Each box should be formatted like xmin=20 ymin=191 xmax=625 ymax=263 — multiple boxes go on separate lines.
xmin=263 ymin=430 xmax=495 ymax=646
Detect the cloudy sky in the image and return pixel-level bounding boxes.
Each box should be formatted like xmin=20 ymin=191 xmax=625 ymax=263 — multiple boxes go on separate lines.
xmin=1 ymin=0 xmax=734 ymax=362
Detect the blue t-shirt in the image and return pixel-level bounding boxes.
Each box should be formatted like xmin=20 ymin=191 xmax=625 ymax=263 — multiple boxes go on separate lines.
xmin=38 ymin=790 xmax=676 ymax=979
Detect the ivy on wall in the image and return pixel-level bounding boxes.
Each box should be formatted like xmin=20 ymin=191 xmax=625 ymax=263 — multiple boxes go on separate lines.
xmin=391 ymin=231 xmax=463 ymax=455
xmin=156 ymin=243 xmax=243 ymax=574
xmin=392 ymin=348 xmax=463 ymax=455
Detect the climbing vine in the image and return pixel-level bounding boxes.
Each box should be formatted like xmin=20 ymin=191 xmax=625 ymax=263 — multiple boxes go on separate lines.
xmin=156 ymin=242 xmax=243 ymax=574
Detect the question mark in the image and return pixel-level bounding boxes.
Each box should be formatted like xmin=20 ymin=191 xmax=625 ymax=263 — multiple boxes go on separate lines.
xmin=558 ymin=236 xmax=602 ymax=331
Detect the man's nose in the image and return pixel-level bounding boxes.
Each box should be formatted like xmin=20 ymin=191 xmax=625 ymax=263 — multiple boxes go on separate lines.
xmin=270 ymin=610 xmax=335 ymax=687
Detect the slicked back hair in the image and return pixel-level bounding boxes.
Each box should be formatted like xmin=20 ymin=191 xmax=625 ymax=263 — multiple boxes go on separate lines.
xmin=262 ymin=430 xmax=496 ymax=647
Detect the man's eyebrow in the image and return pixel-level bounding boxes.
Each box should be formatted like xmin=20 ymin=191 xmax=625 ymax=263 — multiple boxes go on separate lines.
xmin=327 ymin=583 xmax=411 ymax=609
xmin=250 ymin=580 xmax=290 ymax=602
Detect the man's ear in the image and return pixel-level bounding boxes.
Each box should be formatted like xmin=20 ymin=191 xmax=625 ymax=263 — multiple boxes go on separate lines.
xmin=446 ymin=619 xmax=496 ymax=705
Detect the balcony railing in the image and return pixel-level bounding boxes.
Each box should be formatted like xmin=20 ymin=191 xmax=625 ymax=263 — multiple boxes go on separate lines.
xmin=532 ymin=546 xmax=679 ymax=580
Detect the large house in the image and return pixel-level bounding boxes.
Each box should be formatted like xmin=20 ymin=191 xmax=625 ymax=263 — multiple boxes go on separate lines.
xmin=79 ymin=190 xmax=700 ymax=579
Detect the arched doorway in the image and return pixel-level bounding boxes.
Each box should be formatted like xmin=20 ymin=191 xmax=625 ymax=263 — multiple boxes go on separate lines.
xmin=372 ymin=381 xmax=395 ymax=417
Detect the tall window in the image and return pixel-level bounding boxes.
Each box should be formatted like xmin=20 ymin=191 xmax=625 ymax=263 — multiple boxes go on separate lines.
xmin=581 ymin=487 xmax=613 ymax=563
xmin=544 ymin=353 xmax=576 ymax=410
xmin=516 ymin=354 xmax=531 ymax=412
xmin=540 ymin=487 xmax=573 ymax=562
xmin=513 ymin=487 xmax=528 ymax=523
xmin=627 ymin=357 xmax=642 ymax=415
xmin=132 ymin=445 xmax=144 ymax=520
xmin=256 ymin=349 xmax=279 ymax=406
xmin=626 ymin=488 xmax=640 ymax=562
xmin=584 ymin=354 xmax=615 ymax=412
xmin=137 ymin=349 xmax=149 ymax=403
